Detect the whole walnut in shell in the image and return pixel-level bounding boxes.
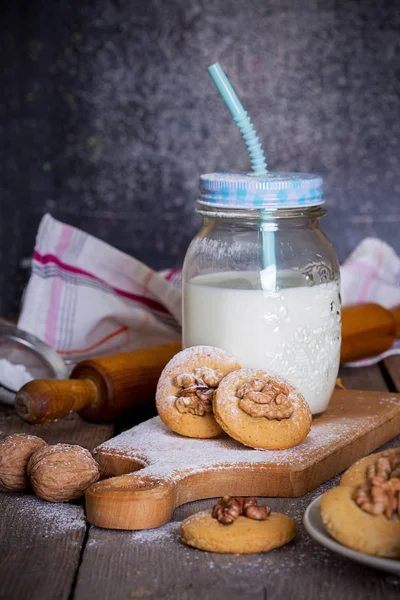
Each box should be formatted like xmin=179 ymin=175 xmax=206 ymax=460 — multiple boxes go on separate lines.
xmin=0 ymin=433 xmax=47 ymax=492
xmin=28 ymin=443 xmax=100 ymax=502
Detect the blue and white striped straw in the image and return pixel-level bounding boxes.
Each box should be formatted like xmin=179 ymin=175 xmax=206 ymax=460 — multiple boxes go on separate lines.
xmin=208 ymin=63 xmax=276 ymax=289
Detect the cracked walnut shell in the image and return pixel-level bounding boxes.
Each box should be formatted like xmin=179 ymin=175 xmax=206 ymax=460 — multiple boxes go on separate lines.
xmin=213 ymin=369 xmax=312 ymax=450
xmin=0 ymin=433 xmax=47 ymax=492
xmin=156 ymin=346 xmax=241 ymax=439
xmin=28 ymin=443 xmax=100 ymax=502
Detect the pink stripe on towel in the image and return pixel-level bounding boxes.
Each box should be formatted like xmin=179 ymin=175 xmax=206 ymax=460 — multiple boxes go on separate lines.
xmin=356 ymin=241 xmax=384 ymax=303
xmin=33 ymin=251 xmax=171 ymax=315
xmin=44 ymin=226 xmax=74 ymax=347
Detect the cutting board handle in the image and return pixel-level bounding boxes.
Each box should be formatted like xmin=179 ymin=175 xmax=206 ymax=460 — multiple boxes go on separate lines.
xmin=86 ymin=475 xmax=176 ymax=530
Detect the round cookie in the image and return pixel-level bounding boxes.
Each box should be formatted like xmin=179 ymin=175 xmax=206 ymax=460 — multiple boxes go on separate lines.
xmin=340 ymin=448 xmax=400 ymax=487
xmin=156 ymin=346 xmax=241 ymax=438
xmin=319 ymin=485 xmax=400 ymax=558
xmin=180 ymin=509 xmax=296 ymax=554
xmin=213 ymin=369 xmax=312 ymax=449
xmin=320 ymin=448 xmax=400 ymax=558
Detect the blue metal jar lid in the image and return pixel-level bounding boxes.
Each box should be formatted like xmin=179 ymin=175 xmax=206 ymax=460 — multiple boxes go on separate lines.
xmin=199 ymin=172 xmax=323 ymax=209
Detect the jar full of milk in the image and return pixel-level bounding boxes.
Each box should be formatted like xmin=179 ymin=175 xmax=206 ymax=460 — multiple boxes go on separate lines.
xmin=182 ymin=172 xmax=341 ymax=415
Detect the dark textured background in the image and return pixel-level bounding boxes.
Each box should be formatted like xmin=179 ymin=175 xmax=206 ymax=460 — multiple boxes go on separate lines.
xmin=1 ymin=0 xmax=399 ymax=317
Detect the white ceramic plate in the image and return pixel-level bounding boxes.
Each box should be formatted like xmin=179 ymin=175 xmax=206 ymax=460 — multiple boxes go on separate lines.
xmin=304 ymin=495 xmax=400 ymax=576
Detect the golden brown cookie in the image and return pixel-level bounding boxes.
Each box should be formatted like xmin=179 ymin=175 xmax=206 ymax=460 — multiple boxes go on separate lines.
xmin=319 ymin=448 xmax=400 ymax=558
xmin=213 ymin=369 xmax=312 ymax=449
xmin=180 ymin=508 xmax=296 ymax=554
xmin=340 ymin=448 xmax=400 ymax=487
xmin=156 ymin=346 xmax=241 ymax=438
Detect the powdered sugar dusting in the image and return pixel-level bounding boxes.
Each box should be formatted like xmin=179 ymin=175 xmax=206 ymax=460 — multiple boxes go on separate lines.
xmin=96 ymin=391 xmax=400 ymax=483
xmin=7 ymin=494 xmax=86 ymax=534
xmin=130 ymin=520 xmax=180 ymax=543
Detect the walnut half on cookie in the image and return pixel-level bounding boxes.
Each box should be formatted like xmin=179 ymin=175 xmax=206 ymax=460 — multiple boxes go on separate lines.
xmin=213 ymin=369 xmax=312 ymax=450
xmin=156 ymin=346 xmax=241 ymax=438
xmin=212 ymin=495 xmax=272 ymax=524
xmin=236 ymin=379 xmax=294 ymax=420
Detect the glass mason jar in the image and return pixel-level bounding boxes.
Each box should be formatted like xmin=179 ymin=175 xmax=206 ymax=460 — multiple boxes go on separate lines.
xmin=182 ymin=173 xmax=341 ymax=415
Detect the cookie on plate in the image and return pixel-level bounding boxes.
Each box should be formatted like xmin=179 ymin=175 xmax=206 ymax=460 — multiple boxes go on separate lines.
xmin=180 ymin=495 xmax=296 ymax=553
xmin=213 ymin=369 xmax=312 ymax=450
xmin=339 ymin=448 xmax=400 ymax=487
xmin=156 ymin=346 xmax=241 ymax=438
xmin=319 ymin=449 xmax=400 ymax=558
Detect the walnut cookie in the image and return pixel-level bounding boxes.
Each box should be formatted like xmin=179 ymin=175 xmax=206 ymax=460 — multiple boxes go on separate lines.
xmin=180 ymin=495 xmax=296 ymax=553
xmin=155 ymin=346 xmax=241 ymax=438
xmin=319 ymin=448 xmax=400 ymax=558
xmin=213 ymin=369 xmax=312 ymax=450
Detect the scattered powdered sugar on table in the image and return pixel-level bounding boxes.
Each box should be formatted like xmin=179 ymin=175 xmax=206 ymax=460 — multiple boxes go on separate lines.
xmin=87 ymin=521 xmax=181 ymax=550
xmin=6 ymin=494 xmax=86 ymax=535
xmin=129 ymin=520 xmax=181 ymax=543
xmin=130 ymin=520 xmax=325 ymax=572
xmin=96 ymin=391 xmax=399 ymax=482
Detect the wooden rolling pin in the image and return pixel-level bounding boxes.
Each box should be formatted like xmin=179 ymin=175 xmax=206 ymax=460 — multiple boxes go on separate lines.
xmin=16 ymin=342 xmax=182 ymax=424
xmin=15 ymin=303 xmax=400 ymax=425
xmin=340 ymin=303 xmax=400 ymax=363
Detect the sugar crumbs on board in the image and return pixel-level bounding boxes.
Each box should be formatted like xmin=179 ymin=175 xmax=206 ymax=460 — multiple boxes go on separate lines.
xmin=97 ymin=392 xmax=393 ymax=483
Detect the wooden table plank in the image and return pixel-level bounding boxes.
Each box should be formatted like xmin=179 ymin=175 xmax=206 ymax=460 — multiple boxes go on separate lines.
xmin=339 ymin=364 xmax=388 ymax=391
xmin=0 ymin=405 xmax=114 ymax=450
xmin=383 ymin=355 xmax=400 ymax=392
xmin=0 ymin=495 xmax=86 ymax=600
xmin=73 ymin=366 xmax=400 ymax=600
xmin=0 ymin=404 xmax=115 ymax=600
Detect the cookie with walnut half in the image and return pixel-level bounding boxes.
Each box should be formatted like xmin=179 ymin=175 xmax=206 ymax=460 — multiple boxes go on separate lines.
xmin=155 ymin=346 xmax=241 ymax=438
xmin=181 ymin=495 xmax=296 ymax=554
xmin=213 ymin=368 xmax=312 ymax=450
xmin=319 ymin=448 xmax=400 ymax=558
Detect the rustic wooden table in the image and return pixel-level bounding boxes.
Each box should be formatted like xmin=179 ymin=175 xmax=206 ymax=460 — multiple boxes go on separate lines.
xmin=1 ymin=359 xmax=400 ymax=600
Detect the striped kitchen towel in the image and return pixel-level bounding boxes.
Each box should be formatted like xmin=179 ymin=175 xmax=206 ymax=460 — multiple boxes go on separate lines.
xmin=18 ymin=214 xmax=182 ymax=364
xmin=340 ymin=237 xmax=400 ymax=365
xmin=18 ymin=216 xmax=400 ymax=366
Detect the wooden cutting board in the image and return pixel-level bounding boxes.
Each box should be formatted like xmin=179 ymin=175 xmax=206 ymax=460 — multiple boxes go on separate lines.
xmin=86 ymin=389 xmax=400 ymax=530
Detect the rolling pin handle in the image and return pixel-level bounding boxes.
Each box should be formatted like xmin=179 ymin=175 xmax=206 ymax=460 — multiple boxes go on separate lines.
xmin=15 ymin=379 xmax=98 ymax=424
xmin=390 ymin=305 xmax=400 ymax=338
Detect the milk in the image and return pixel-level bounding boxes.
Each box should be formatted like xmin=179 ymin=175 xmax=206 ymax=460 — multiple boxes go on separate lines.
xmin=183 ymin=272 xmax=341 ymax=414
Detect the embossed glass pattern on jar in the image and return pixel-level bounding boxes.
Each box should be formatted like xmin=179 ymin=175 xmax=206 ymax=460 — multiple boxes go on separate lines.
xmin=182 ymin=174 xmax=341 ymax=415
